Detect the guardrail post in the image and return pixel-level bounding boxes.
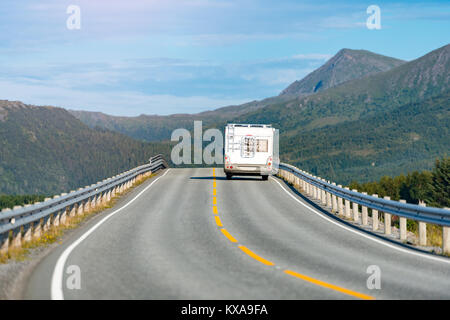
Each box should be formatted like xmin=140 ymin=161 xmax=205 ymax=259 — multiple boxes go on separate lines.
xmin=77 ymin=201 xmax=84 ymax=216
xmin=0 ymin=209 xmax=11 ymax=253
xmin=331 ymin=183 xmax=338 ymax=213
xmin=372 ymin=194 xmax=379 ymax=231
xmin=91 ymin=195 xmax=97 ymax=209
xmin=352 ymin=189 xmax=359 ymax=223
xmin=383 ymin=196 xmax=392 ymax=235
xmin=43 ymin=214 xmax=51 ymax=232
xmin=96 ymin=193 xmax=102 ymax=207
xmin=361 ymin=192 xmax=368 ymax=226
xmin=308 ymin=181 xmax=312 ymax=197
xmin=321 ymin=180 xmax=327 ymax=205
xmin=344 ymin=187 xmax=351 ymax=218
xmin=418 ymin=201 xmax=427 ymax=246
xmin=326 ymin=183 xmax=332 ymax=208
xmin=314 ymin=179 xmax=319 ymax=200
xmin=0 ymin=232 xmax=9 ymax=255
xmin=399 ymin=200 xmax=407 ymax=241
xmin=60 ymin=207 xmax=68 ymax=226
xmin=33 ymin=219 xmax=42 ymax=239
xmin=337 ymin=185 xmax=344 ymax=216
xmin=311 ymin=178 xmax=316 ymax=199
xmin=23 ymin=222 xmax=33 ymax=243
xmin=314 ymin=182 xmax=318 ymax=200
xmin=69 ymin=204 xmax=77 ymax=218
xmin=96 ymin=194 xmax=102 ymax=208
xmin=317 ymin=181 xmax=322 ymax=202
xmin=101 ymin=192 xmax=107 ymax=205
xmin=12 ymin=227 xmax=22 ymax=248
xmin=53 ymin=211 xmax=60 ymax=228
xmin=443 ymin=210 xmax=450 ymax=255
xmin=87 ymin=197 xmax=93 ymax=212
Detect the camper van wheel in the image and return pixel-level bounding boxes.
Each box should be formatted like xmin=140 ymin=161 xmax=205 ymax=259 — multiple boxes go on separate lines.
xmin=226 ymin=174 xmax=232 ymax=180
xmin=262 ymin=175 xmax=268 ymax=181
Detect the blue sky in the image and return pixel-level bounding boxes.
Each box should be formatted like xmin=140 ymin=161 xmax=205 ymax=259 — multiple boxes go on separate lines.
xmin=0 ymin=0 xmax=449 ymax=116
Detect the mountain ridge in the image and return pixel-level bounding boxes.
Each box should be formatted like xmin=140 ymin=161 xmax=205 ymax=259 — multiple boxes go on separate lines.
xmin=69 ymin=48 xmax=407 ymax=142
xmin=279 ymin=48 xmax=406 ymax=96
xmin=0 ymin=102 xmax=170 ymax=194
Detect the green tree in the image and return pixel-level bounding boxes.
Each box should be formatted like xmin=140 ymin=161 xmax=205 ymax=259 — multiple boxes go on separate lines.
xmin=426 ymin=157 xmax=450 ymax=208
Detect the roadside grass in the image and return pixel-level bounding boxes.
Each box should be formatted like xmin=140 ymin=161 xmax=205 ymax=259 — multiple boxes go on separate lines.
xmin=426 ymin=224 xmax=442 ymax=248
xmin=0 ymin=172 xmax=158 ymax=264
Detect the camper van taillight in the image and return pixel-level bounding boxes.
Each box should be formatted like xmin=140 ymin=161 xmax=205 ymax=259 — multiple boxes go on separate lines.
xmin=267 ymin=156 xmax=273 ymax=167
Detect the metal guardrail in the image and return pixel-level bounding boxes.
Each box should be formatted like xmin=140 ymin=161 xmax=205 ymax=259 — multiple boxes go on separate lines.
xmin=279 ymin=163 xmax=450 ymax=227
xmin=0 ymin=155 xmax=167 ymax=243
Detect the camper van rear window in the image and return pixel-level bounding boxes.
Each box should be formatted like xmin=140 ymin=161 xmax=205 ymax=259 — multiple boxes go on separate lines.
xmin=256 ymin=139 xmax=268 ymax=152
xmin=241 ymin=137 xmax=255 ymax=158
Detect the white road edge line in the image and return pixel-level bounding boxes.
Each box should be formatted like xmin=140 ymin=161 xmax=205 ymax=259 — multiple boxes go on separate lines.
xmin=51 ymin=169 xmax=170 ymax=300
xmin=270 ymin=177 xmax=450 ymax=265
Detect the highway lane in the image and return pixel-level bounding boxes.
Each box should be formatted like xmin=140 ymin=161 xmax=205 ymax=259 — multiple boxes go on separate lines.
xmin=25 ymin=168 xmax=450 ymax=299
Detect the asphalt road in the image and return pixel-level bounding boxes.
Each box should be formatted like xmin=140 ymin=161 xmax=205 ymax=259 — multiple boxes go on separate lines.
xmin=24 ymin=168 xmax=450 ymax=299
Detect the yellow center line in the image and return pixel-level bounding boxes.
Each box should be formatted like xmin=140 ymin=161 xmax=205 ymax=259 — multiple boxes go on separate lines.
xmin=284 ymin=270 xmax=375 ymax=300
xmin=210 ymin=168 xmax=374 ymax=300
xmin=238 ymin=245 xmax=275 ymax=266
xmin=215 ymin=216 xmax=223 ymax=227
xmin=221 ymin=228 xmax=238 ymax=243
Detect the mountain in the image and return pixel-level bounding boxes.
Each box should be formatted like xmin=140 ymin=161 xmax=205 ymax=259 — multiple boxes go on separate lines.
xmin=239 ymin=44 xmax=450 ymax=183
xmin=4 ymin=44 xmax=447 ymax=194
xmin=69 ymin=44 xmax=449 ymax=184
xmin=69 ymin=95 xmax=291 ymax=142
xmin=281 ymin=90 xmax=449 ymax=184
xmin=70 ymin=48 xmax=404 ymax=142
xmin=241 ymin=44 xmax=450 ymax=131
xmin=279 ymin=49 xmax=406 ymax=97
xmin=0 ymin=101 xmax=171 ymax=195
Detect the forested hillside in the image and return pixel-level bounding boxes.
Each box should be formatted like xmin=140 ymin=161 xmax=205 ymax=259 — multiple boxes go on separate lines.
xmin=0 ymin=101 xmax=171 ymax=195
xmin=69 ymin=95 xmax=292 ymax=142
xmin=348 ymin=157 xmax=449 ymax=209
xmin=281 ymin=91 xmax=449 ymax=184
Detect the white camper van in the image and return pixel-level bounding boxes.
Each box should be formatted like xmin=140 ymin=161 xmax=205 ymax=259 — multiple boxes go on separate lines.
xmin=224 ymin=124 xmax=276 ymax=180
